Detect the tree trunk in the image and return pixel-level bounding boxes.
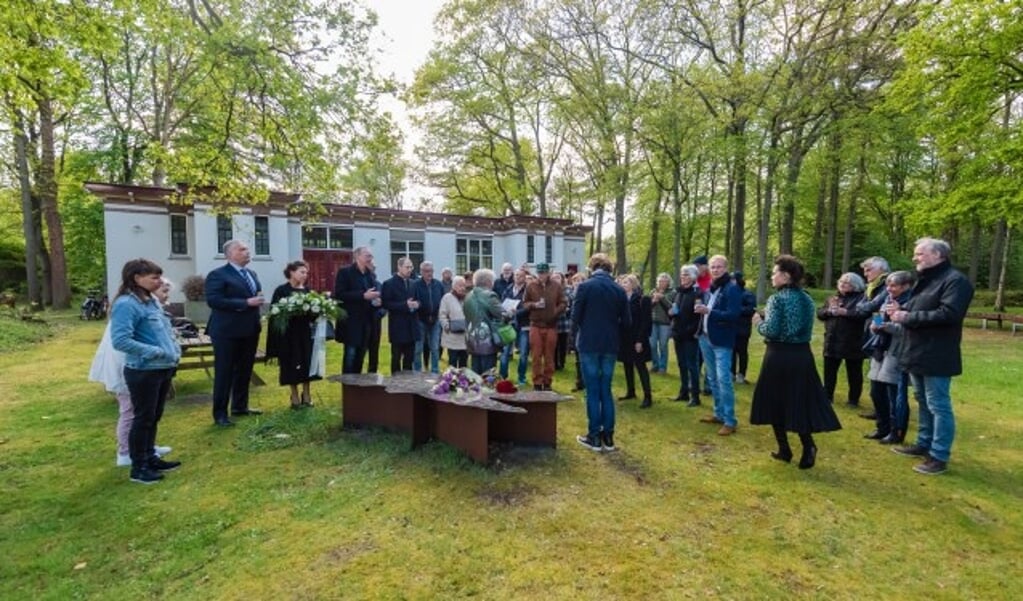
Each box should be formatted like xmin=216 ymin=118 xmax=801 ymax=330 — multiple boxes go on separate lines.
xmin=647 ymin=198 xmax=662 ymax=289
xmin=988 ymin=220 xmax=1006 ymax=291
xmin=822 ymin=130 xmax=841 ymax=290
xmin=731 ymin=124 xmax=748 ymax=267
xmin=780 ymin=131 xmax=806 ymax=255
xmin=968 ymin=220 xmax=981 ymax=287
xmin=993 ymin=228 xmax=1011 ymax=312
xmin=841 ymin=151 xmax=866 ymax=274
xmin=36 ymin=94 xmax=71 ymax=308
xmin=13 ymin=111 xmax=43 ymax=305
xmin=755 ymin=130 xmax=780 ymax=303
xmin=810 ymin=172 xmax=826 ymax=271
xmin=671 ymin=169 xmax=683 ymax=280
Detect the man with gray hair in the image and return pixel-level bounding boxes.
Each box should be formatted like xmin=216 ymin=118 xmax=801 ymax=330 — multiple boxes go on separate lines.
xmin=413 ymin=260 xmax=444 ymax=373
xmin=890 ymin=237 xmax=974 ymax=475
xmin=205 ymin=239 xmax=264 ymax=426
xmin=494 ymin=262 xmax=515 ymax=298
xmin=333 ymin=246 xmax=382 ymax=374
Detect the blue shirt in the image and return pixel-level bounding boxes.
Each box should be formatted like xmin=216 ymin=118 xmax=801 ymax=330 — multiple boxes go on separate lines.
xmin=110 ymin=294 xmax=181 ymax=370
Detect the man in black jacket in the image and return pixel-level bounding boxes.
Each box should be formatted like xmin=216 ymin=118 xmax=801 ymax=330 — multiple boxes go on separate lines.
xmin=333 ymin=246 xmax=381 ymax=374
xmin=890 ymin=238 xmax=974 ymax=475
xmin=413 ymin=261 xmax=445 ymax=373
xmin=381 ymin=257 xmax=421 ymax=372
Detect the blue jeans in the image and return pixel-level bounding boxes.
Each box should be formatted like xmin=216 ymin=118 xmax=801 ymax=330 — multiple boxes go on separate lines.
xmin=580 ymin=352 xmax=616 ymax=437
xmin=909 ymin=374 xmax=955 ymax=462
xmin=500 ymin=328 xmax=530 ymax=383
xmin=698 ymin=335 xmax=737 ymax=427
xmin=650 ymin=323 xmax=672 ymax=372
xmin=414 ymin=321 xmax=442 ymax=373
xmin=893 ymin=371 xmax=910 ymax=431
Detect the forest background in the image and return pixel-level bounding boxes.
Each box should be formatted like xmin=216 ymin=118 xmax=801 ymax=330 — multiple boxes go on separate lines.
xmin=1 ymin=0 xmax=1021 ymax=309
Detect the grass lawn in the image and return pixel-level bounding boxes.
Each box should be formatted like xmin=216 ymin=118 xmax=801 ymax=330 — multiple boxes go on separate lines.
xmin=1 ymin=312 xmax=1021 ymax=599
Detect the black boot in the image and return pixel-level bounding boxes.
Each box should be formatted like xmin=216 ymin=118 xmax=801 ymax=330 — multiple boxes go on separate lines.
xmin=640 ymin=397 xmax=652 ymax=409
xmin=686 ymin=395 xmax=701 ymax=407
xmin=673 ymin=388 xmax=689 ymax=402
xmin=879 ymin=430 xmax=904 ymax=445
xmin=618 ymin=392 xmax=636 ymax=401
xmin=771 ymin=425 xmax=793 ymax=463
xmin=798 ymin=433 xmax=817 ymax=470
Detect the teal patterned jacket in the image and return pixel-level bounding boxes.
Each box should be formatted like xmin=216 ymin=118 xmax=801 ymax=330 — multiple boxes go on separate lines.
xmin=757 ymin=286 xmax=816 ymax=344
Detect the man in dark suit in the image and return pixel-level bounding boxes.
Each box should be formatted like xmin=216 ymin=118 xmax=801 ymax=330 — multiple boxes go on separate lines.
xmin=333 ymin=246 xmax=382 ymax=374
xmin=205 ymin=240 xmax=264 ymax=426
xmin=381 ymin=256 xmax=421 ymax=372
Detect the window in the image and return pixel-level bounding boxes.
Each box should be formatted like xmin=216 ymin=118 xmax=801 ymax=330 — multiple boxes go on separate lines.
xmin=456 ymin=236 xmax=493 ymax=274
xmin=390 ymin=240 xmax=425 ymax=276
xmin=526 ymin=235 xmax=535 ymax=263
xmin=254 ymin=216 xmax=270 ymax=255
xmin=302 ymin=225 xmax=352 ymax=249
xmin=544 ymin=235 xmax=553 ymax=264
xmin=328 ymin=227 xmax=353 ymax=250
xmin=216 ymin=216 xmax=233 ymax=251
xmin=302 ymin=226 xmax=327 ymax=248
xmin=170 ymin=214 xmax=187 ymax=255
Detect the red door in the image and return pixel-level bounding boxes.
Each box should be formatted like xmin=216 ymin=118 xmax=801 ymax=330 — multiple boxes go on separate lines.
xmin=303 ymin=249 xmax=352 ymax=294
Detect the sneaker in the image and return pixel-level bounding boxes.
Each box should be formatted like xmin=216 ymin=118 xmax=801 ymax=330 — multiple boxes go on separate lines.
xmin=148 ymin=458 xmax=182 ymax=472
xmin=601 ymin=432 xmax=617 ymax=452
xmin=699 ymin=415 xmax=724 ymax=424
xmin=116 ymin=453 xmax=131 ymax=467
xmin=717 ymin=425 xmax=736 ymax=436
xmin=576 ymin=434 xmax=602 ymax=452
xmin=913 ymin=457 xmax=948 ymax=475
xmin=153 ymin=445 xmax=172 ymax=457
xmin=130 ymin=468 xmax=164 ymax=484
xmin=735 ymin=374 xmax=747 ymax=384
xmin=892 ymin=444 xmax=929 ymax=457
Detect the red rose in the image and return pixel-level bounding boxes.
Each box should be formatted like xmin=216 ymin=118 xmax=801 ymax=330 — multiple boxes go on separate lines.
xmin=495 ymin=380 xmax=517 ymax=394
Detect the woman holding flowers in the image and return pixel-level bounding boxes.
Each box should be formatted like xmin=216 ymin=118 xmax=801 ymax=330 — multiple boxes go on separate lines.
xmin=266 ymin=260 xmax=322 ymax=409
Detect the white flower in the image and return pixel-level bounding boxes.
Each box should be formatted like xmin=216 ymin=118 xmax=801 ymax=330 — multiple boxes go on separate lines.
xmin=270 ymin=306 xmax=280 ymax=315
xmin=311 ymin=305 xmax=320 ymax=313
xmin=302 ymin=304 xmax=310 ymax=311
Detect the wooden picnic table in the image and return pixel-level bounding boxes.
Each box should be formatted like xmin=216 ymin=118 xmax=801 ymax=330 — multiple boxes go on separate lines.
xmin=177 ymin=335 xmax=266 ymax=385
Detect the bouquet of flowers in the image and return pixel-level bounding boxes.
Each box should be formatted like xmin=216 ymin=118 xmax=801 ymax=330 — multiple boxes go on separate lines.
xmin=430 ymin=367 xmax=497 ymax=398
xmin=269 ymin=291 xmax=345 ymax=334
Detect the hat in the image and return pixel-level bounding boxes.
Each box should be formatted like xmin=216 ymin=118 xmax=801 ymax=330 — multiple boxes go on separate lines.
xmin=733 ymin=270 xmax=744 ymax=280
xmin=693 ymin=255 xmax=708 ymax=265
xmin=535 ymin=262 xmax=550 ymax=273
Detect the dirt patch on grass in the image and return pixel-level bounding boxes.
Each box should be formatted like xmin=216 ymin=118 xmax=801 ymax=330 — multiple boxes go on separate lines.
xmin=605 ymin=451 xmax=648 ymax=485
xmin=476 ymin=482 xmax=536 ymax=506
xmin=316 ymin=540 xmax=377 ymax=567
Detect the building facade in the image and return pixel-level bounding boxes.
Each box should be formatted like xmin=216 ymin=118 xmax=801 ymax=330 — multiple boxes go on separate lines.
xmin=86 ymin=183 xmax=590 ymax=302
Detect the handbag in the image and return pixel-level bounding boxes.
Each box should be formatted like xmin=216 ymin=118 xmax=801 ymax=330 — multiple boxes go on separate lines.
xmin=496 ymin=323 xmax=516 ymax=346
xmin=448 ymin=318 xmax=466 ymax=333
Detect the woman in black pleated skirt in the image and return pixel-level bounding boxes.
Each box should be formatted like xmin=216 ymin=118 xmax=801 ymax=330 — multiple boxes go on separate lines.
xmin=751 ymin=255 xmax=841 ymax=469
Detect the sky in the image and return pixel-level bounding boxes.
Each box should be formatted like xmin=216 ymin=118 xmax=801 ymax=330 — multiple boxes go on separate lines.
xmin=363 ymin=0 xmax=446 ymax=205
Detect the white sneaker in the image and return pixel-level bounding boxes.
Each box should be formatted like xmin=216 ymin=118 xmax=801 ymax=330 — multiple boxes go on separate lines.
xmin=153 ymin=445 xmax=172 ymax=457
xmin=116 ymin=453 xmax=131 ymax=467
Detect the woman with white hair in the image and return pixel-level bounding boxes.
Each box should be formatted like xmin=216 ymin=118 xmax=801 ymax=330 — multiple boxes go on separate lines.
xmin=670 ymin=265 xmax=703 ymax=406
xmin=463 ymin=268 xmax=507 ymax=373
xmin=439 ymin=275 xmax=469 ymax=368
xmin=816 ymin=272 xmax=870 ymax=409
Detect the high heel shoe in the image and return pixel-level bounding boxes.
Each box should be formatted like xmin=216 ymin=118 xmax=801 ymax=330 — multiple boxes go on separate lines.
xmin=771 ymin=449 xmax=793 ymax=463
xmin=798 ymin=446 xmax=817 ymax=470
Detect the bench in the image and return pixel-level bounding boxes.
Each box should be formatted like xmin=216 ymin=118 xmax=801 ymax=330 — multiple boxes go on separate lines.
xmin=966 ymin=312 xmax=1023 ymax=334
xmin=177 ymin=335 xmax=267 ymax=385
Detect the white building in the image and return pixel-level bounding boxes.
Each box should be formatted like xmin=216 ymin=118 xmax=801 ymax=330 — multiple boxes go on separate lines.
xmin=86 ymin=182 xmax=591 ymax=302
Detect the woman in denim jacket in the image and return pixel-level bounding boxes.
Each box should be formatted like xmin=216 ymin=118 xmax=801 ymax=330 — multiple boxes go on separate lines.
xmin=110 ymin=259 xmax=182 ymax=484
